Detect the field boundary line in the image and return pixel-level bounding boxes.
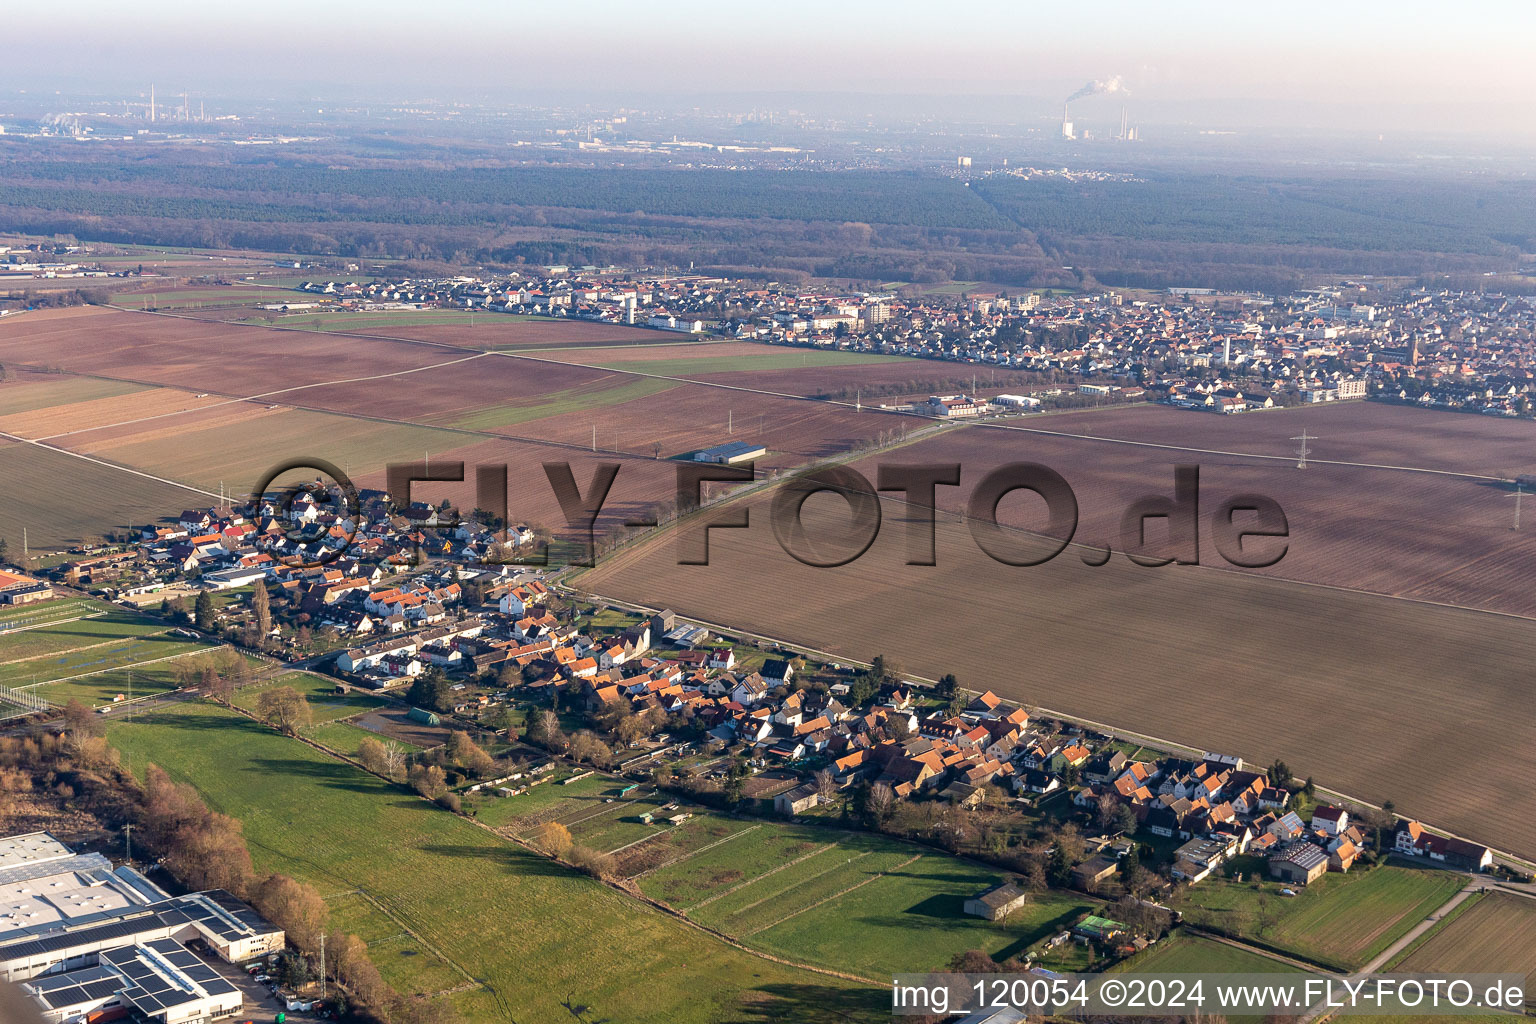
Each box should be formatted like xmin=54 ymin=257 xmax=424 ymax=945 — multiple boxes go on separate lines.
xmin=719 ymin=849 xmax=878 ymax=924
xmin=0 ymin=609 xmax=105 ymax=637
xmin=514 ymin=809 xmax=610 ymax=841
xmin=15 ymin=643 xmax=221 ymax=691
xmin=631 ymin=823 xmax=762 ymax=882
xmin=0 ymin=428 xmax=222 ymax=500
xmin=449 ymin=782 xmax=885 ymax=987
xmin=565 ymin=587 xmax=1536 ymax=875
xmin=225 ymin=709 xmax=890 ymax=992
xmin=350 ymin=888 xmax=481 ymax=989
xmin=681 ymin=837 xmax=837 ymax=911
xmin=603 ymin=824 xmax=675 ymax=858
xmin=1357 ymin=883 xmax=1480 ymax=974
xmin=28 ymin=347 xmax=492 ymax=443
xmin=740 ymin=852 xmax=923 ymax=936
xmin=359 ymin=930 xmax=412 ymax=948
xmin=92 ymin=308 xmax=756 ymax=461
xmin=1185 ymin=927 xmax=1336 ymax=974
xmin=0 ymin=628 xmax=169 ymax=668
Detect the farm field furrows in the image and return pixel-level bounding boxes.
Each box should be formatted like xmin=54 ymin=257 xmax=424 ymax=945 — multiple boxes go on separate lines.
xmin=110 ymin=286 xmax=306 ymax=309
xmin=65 ymin=403 xmax=471 ymax=495
xmin=1175 ymin=863 xmax=1464 ymax=970
xmin=103 ymin=702 xmax=882 ymax=1024
xmin=844 ymin=420 xmax=1536 ymax=616
xmin=288 ymin=356 xmax=666 ymax=431
xmin=507 ymin=378 xmax=913 ymax=462
xmin=1016 ymin=402 xmax=1536 ymax=480
xmin=579 ymin=494 xmax=1536 ymax=860
xmin=525 ymin=341 xmax=1040 ymax=397
xmin=532 ymin=342 xmax=913 ymax=377
xmin=0 ymin=373 xmax=148 ymax=416
xmin=369 ymin=434 xmax=687 ymax=539
xmin=0 ymin=306 xmax=457 ymax=394
xmin=333 ymin=317 xmax=704 ymax=350
xmin=1395 ymin=893 xmax=1536 ymax=977
xmin=0 ymin=385 xmax=228 ymax=439
xmin=0 ymin=438 xmax=205 ymax=548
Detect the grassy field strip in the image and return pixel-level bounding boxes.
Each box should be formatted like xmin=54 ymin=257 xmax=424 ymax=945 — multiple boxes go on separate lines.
xmin=1363 ymin=886 xmax=1478 ymax=974
xmin=682 ymin=839 xmax=836 ymax=912
xmin=15 ymin=644 xmax=212 ymax=690
xmin=0 ymin=611 xmax=108 ymax=640
xmin=352 ymin=887 xmax=481 ymax=990
xmin=0 ymin=627 xmax=167 ymax=667
xmin=0 ymin=602 xmax=101 ymax=627
xmin=605 ymin=825 xmax=677 ymax=858
xmin=717 ymin=851 xmax=879 ymax=925
xmin=531 ymin=793 xmax=653 ymax=834
xmin=632 ymin=824 xmax=764 ymax=883
xmin=0 ymin=610 xmax=169 ymax=663
xmin=740 ymin=853 xmax=924 ymax=937
xmin=1383 ymin=891 xmax=1485 ymax=970
xmin=1391 ymin=891 xmax=1536 ymax=982
xmin=1176 ymin=863 xmax=1466 ymax=971
xmin=567 ymin=802 xmax=677 ymax=852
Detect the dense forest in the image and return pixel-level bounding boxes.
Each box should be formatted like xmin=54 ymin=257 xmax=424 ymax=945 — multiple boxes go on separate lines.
xmin=2 ymin=142 xmax=1529 ymax=290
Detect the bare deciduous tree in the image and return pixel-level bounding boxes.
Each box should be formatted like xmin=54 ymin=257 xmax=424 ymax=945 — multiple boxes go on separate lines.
xmin=255 ymin=685 xmax=312 ymax=735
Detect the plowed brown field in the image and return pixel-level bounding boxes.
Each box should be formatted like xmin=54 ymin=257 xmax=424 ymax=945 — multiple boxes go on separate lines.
xmin=580 ymin=494 xmax=1536 ymax=859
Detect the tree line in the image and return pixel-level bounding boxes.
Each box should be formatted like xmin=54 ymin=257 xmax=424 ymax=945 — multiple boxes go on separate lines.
xmin=0 ymin=705 xmax=461 ymax=1024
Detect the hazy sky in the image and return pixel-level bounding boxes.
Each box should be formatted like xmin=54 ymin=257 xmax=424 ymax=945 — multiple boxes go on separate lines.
xmin=10 ymin=1 xmax=1536 ymax=133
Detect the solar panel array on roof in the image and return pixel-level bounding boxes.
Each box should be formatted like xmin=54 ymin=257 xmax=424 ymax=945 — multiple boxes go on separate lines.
xmin=0 ymin=909 xmax=168 ymax=963
xmin=0 ymin=851 xmax=112 ymax=888
xmin=103 ymin=939 xmax=238 ymax=1013
xmin=24 ymin=964 xmax=122 ymax=1010
xmin=112 ymin=865 xmax=172 ymax=904
xmin=156 ymin=890 xmax=278 ymax=942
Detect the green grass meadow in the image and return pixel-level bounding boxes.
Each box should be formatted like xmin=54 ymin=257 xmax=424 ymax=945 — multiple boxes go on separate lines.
xmin=0 ymin=608 xmax=168 ymax=663
xmin=1175 ymin=862 xmax=1463 ymax=970
xmin=104 ymin=701 xmax=882 ymax=1023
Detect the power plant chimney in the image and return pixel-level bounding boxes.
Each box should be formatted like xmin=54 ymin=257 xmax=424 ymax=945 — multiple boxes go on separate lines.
xmin=149 ymin=84 xmax=156 ymax=123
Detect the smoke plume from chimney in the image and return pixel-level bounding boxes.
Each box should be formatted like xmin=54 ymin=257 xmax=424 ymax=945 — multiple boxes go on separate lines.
xmin=1066 ymin=75 xmax=1129 ymax=102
